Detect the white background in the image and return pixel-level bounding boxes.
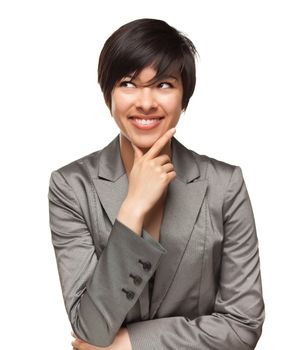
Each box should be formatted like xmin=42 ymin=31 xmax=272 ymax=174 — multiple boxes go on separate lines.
xmin=1 ymin=0 xmax=285 ymax=348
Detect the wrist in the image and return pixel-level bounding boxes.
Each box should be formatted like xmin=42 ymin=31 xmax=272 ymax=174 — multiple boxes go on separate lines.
xmin=117 ymin=200 xmax=145 ymax=236
xmin=121 ymin=198 xmax=146 ymax=219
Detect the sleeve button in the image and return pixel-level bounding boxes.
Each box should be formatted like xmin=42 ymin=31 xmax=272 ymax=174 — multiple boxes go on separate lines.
xmin=138 ymin=259 xmax=152 ymax=271
xmin=129 ymin=273 xmax=143 ymax=285
xmin=126 ymin=291 xmax=135 ymax=300
xmin=121 ymin=288 xmax=135 ymax=300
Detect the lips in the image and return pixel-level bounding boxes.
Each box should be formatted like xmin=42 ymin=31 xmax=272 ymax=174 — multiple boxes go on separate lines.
xmin=128 ymin=116 xmax=164 ymax=120
xmin=128 ymin=116 xmax=164 ymax=130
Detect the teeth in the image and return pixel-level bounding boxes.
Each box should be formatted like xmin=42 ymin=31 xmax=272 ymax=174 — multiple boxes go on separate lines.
xmin=134 ymin=118 xmax=160 ymax=125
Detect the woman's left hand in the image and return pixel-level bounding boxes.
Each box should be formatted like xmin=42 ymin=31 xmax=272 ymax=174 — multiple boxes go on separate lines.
xmin=71 ymin=327 xmax=132 ymax=350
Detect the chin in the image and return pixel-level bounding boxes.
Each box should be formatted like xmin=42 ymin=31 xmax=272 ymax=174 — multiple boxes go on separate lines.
xmin=124 ymin=132 xmax=167 ymax=151
xmin=133 ymin=138 xmax=157 ymax=150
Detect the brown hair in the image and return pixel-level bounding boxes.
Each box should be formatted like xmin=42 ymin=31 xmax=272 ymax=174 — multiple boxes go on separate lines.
xmin=98 ymin=18 xmax=198 ymax=110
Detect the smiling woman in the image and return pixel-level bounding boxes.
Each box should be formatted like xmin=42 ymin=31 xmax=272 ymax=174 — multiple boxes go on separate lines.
xmin=110 ymin=66 xmax=183 ymax=150
xmin=48 ymin=18 xmax=264 ymax=350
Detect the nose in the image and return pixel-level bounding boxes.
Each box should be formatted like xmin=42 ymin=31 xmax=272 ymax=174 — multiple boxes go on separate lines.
xmin=135 ymin=87 xmax=158 ymax=114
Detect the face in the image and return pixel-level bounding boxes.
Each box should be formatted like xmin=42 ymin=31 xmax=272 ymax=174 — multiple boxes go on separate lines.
xmin=110 ymin=66 xmax=183 ymax=150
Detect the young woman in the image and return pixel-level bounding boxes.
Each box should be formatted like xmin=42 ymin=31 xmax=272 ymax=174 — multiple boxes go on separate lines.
xmin=48 ymin=18 xmax=264 ymax=350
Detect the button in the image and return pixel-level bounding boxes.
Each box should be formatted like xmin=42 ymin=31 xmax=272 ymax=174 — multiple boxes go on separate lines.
xmin=126 ymin=290 xmax=135 ymax=299
xmin=129 ymin=273 xmax=142 ymax=285
xmin=121 ymin=288 xmax=135 ymax=300
xmin=133 ymin=275 xmax=143 ymax=285
xmin=138 ymin=259 xmax=152 ymax=271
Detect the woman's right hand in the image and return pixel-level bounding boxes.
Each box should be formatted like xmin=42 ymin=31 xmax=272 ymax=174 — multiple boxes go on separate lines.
xmin=125 ymin=128 xmax=177 ymax=217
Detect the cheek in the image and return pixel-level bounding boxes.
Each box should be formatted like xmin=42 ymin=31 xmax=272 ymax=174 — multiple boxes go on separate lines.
xmin=111 ymin=93 xmax=134 ymax=117
xmin=160 ymin=94 xmax=183 ymax=114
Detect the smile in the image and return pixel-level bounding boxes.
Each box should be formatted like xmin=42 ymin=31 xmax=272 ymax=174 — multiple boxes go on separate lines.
xmin=128 ymin=117 xmax=164 ymax=130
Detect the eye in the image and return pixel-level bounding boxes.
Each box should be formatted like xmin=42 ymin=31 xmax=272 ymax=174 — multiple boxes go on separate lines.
xmin=119 ymin=80 xmax=136 ymax=88
xmin=158 ymin=82 xmax=173 ymax=89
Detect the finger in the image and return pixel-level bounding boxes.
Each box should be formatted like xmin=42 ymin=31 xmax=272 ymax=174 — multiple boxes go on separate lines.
xmin=168 ymin=170 xmax=177 ymax=181
xmin=161 ymin=163 xmax=175 ymax=173
xmin=131 ymin=142 xmax=144 ymax=160
xmin=72 ymin=338 xmax=84 ymax=347
xmin=145 ymin=128 xmax=176 ymax=160
xmin=71 ymin=331 xmax=82 ymax=341
xmin=153 ymin=154 xmax=171 ymax=165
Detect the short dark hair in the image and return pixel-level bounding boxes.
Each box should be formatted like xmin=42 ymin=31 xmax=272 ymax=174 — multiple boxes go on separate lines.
xmin=98 ymin=18 xmax=198 ymax=110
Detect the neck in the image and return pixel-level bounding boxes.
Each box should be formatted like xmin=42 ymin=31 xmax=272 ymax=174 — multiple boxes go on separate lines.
xmin=119 ymin=133 xmax=172 ymax=177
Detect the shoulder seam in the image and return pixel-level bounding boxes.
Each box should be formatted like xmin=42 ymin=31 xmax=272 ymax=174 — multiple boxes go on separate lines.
xmin=55 ymin=169 xmax=83 ymax=213
xmin=222 ymin=165 xmax=242 ymax=210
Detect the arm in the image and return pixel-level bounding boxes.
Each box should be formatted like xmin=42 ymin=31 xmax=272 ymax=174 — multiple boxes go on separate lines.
xmin=125 ymin=166 xmax=265 ymax=350
xmin=71 ymin=328 xmax=132 ymax=350
xmin=48 ymin=170 xmax=166 ymax=347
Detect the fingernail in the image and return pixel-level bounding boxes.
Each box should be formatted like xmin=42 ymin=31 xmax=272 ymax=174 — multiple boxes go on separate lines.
xmin=170 ymin=128 xmax=176 ymax=134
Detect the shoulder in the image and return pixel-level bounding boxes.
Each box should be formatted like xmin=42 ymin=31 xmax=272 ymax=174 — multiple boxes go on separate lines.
xmin=192 ymin=149 xmax=240 ymax=183
xmin=56 ymin=149 xmax=101 ymax=178
xmin=186 ymin=146 xmax=244 ymax=202
xmin=191 ymin=149 xmax=246 ymax=208
xmin=48 ymin=146 xmax=104 ymax=192
xmin=172 ymin=137 xmax=244 ymax=206
xmin=186 ymin=148 xmax=246 ymax=218
xmin=48 ymin=134 xmax=122 ymax=195
xmin=173 ymin=137 xmax=241 ymax=185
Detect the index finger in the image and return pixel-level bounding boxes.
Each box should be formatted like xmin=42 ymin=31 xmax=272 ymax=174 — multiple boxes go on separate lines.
xmin=145 ymin=128 xmax=176 ymax=160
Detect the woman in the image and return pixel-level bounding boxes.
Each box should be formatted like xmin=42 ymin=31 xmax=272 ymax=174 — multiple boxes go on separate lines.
xmin=48 ymin=18 xmax=264 ymax=350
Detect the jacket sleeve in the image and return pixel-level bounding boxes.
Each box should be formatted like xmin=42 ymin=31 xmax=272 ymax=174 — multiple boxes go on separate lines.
xmin=48 ymin=170 xmax=167 ymax=347
xmin=126 ymin=166 xmax=265 ymax=350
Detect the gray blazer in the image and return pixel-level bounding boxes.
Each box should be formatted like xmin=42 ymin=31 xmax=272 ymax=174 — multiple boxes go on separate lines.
xmin=48 ymin=135 xmax=264 ymax=349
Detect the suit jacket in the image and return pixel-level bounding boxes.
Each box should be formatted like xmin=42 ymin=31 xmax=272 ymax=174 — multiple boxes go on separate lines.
xmin=48 ymin=134 xmax=264 ymax=349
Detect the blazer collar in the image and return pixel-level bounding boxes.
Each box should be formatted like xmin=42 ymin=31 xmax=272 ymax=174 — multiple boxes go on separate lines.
xmin=97 ymin=134 xmax=200 ymax=184
xmin=93 ymin=134 xmax=207 ymax=319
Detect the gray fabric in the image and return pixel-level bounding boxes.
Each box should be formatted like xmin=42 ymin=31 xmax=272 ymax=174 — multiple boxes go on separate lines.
xmin=48 ymin=134 xmax=264 ymax=349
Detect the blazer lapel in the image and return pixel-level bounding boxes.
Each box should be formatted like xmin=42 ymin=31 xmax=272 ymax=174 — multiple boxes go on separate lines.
xmin=149 ymin=138 xmax=208 ymax=318
xmin=92 ymin=134 xmax=208 ymax=319
xmin=93 ymin=135 xmax=128 ymax=226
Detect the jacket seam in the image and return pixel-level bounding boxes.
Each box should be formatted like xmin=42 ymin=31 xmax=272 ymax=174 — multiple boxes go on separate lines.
xmin=197 ymin=193 xmax=207 ymax=316
xmin=222 ymin=165 xmax=238 ymax=211
xmin=55 ymin=170 xmax=83 ymax=213
xmin=223 ymin=316 xmax=253 ymax=349
xmin=83 ymin=161 xmax=102 ymax=257
xmin=197 ymin=159 xmax=209 ymax=315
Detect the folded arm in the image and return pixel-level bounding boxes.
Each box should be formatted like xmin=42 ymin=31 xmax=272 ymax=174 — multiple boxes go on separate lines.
xmin=48 ymin=170 xmax=166 ymax=347
xmin=49 ymin=165 xmax=264 ymax=349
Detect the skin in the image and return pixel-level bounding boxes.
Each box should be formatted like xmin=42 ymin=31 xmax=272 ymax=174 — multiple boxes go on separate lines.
xmin=111 ymin=66 xmax=183 ymax=177
xmin=71 ymin=329 xmax=131 ymax=350
xmin=71 ymin=66 xmax=184 ymax=349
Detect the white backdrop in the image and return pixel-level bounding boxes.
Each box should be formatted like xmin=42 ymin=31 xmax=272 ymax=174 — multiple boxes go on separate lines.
xmin=1 ymin=0 xmax=285 ymax=348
